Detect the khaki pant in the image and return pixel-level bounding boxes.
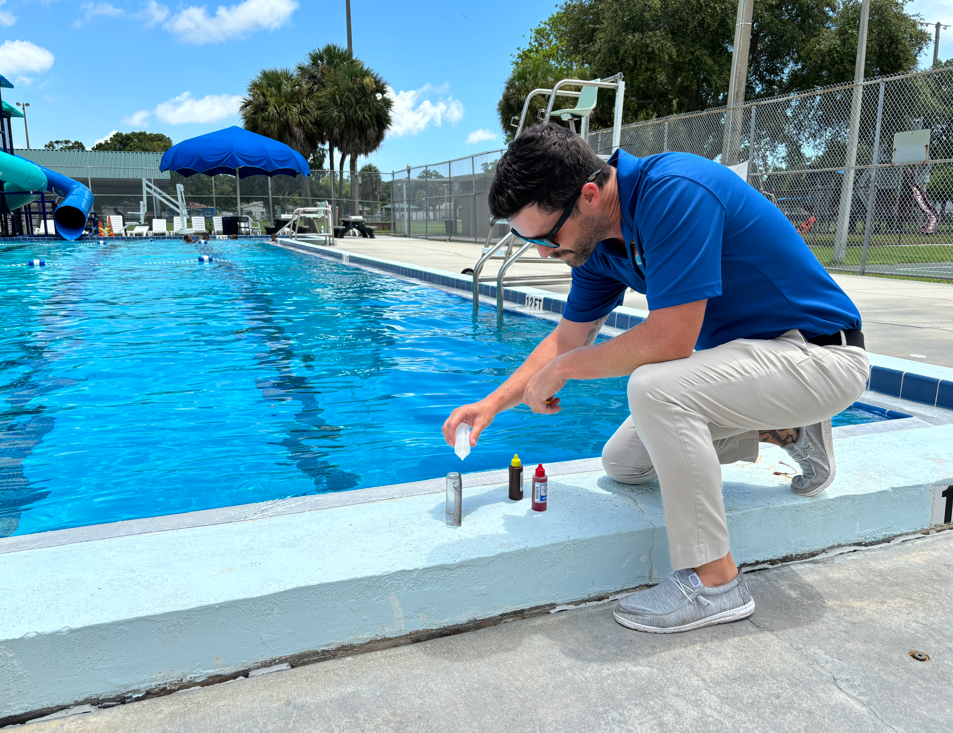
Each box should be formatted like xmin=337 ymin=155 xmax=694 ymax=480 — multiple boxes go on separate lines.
xmin=601 ymin=330 xmax=869 ymax=569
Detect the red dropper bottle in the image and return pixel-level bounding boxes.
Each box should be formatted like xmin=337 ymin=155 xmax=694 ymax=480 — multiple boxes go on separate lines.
xmin=532 ymin=463 xmax=547 ymax=512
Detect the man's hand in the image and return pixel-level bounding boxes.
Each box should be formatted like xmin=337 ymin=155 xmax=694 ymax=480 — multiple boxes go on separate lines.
xmin=442 ymin=401 xmax=497 ymax=448
xmin=523 ymin=359 xmax=567 ymax=414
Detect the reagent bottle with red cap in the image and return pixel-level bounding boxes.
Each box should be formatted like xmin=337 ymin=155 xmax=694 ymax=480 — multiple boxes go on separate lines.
xmin=532 ymin=463 xmax=547 ymax=512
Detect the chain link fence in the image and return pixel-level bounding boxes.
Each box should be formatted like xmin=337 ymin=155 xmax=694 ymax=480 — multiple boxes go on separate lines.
xmin=589 ymin=65 xmax=953 ymax=283
xmin=16 ymin=163 xmax=391 ymax=234
xmin=388 ymin=150 xmax=509 ymax=242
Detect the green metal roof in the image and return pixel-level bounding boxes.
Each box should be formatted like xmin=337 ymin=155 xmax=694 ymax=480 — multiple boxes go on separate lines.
xmin=14 ymin=149 xmax=170 ymax=179
xmin=2 ymin=101 xmax=23 ymax=118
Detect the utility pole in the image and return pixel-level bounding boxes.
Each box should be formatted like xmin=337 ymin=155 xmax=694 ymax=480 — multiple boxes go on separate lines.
xmin=921 ymin=21 xmax=950 ymax=68
xmin=15 ymin=102 xmax=29 ymax=148
xmin=722 ymin=0 xmax=754 ymax=167
xmin=832 ymin=0 xmax=870 ymax=264
xmin=346 ymin=0 xmax=352 ymax=56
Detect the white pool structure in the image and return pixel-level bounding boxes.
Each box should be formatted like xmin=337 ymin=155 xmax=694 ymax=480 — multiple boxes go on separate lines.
xmin=1 ymin=238 xmax=951 ymax=725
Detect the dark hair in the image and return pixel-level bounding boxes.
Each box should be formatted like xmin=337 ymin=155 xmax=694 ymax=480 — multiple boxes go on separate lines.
xmin=488 ymin=124 xmax=611 ymax=220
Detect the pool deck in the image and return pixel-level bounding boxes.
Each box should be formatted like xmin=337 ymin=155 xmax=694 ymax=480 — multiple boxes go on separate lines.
xmin=1 ymin=236 xmax=952 ymax=725
xmin=17 ymin=529 xmax=953 ymax=733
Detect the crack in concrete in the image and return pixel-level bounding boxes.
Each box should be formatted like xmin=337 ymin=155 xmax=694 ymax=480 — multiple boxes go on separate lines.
xmin=745 ymin=618 xmax=899 ymax=731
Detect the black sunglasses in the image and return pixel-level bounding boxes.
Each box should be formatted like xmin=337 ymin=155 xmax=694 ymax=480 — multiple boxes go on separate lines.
xmin=510 ymin=170 xmax=602 ymax=248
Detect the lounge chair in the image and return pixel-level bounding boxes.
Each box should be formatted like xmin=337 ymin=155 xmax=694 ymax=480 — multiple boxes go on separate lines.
xmin=108 ymin=215 xmax=126 ymax=236
xmin=130 ymin=225 xmax=149 ymax=236
xmin=191 ymin=216 xmax=207 ymax=234
xmin=212 ymin=216 xmax=224 ymax=235
xmin=172 ymin=216 xmax=196 ymax=235
xmin=149 ymin=219 xmax=168 ymax=236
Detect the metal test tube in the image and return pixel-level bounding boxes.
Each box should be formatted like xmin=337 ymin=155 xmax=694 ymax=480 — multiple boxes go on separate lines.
xmin=446 ymin=472 xmax=462 ymax=526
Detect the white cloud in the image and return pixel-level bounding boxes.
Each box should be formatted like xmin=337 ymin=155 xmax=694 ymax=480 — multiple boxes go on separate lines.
xmin=75 ymin=3 xmax=124 ymax=27
xmin=94 ymin=130 xmax=119 ymax=147
xmin=466 ymin=129 xmax=496 ymax=145
xmin=123 ymin=110 xmax=151 ymax=126
xmin=153 ymin=0 xmax=297 ymax=44
xmin=14 ymin=75 xmax=33 ymax=85
xmin=0 ymin=40 xmax=54 ymax=76
xmin=124 ymin=91 xmax=243 ymax=126
xmin=386 ymin=84 xmax=465 ymax=137
xmin=0 ymin=1 xmax=16 ymax=27
xmin=138 ymin=0 xmax=169 ymax=26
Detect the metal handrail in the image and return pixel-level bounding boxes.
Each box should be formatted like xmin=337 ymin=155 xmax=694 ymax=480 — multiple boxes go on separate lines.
xmin=495 ymin=240 xmax=572 ymax=318
xmin=496 ymin=240 xmax=534 ymax=318
xmin=512 ymin=88 xmax=581 ymax=136
xmin=472 ymin=226 xmax=514 ymax=314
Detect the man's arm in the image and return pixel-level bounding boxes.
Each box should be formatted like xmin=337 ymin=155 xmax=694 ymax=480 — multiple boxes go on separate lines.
xmin=522 ymin=299 xmax=707 ymax=413
xmin=441 ymin=315 xmax=607 ymax=447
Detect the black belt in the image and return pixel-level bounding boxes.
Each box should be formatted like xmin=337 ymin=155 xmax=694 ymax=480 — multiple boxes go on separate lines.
xmin=805 ymin=329 xmax=865 ymax=350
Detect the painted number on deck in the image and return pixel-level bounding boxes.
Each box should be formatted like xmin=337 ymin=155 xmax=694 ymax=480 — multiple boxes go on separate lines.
xmin=931 ymin=484 xmax=953 ymax=526
xmin=526 ymin=295 xmax=544 ymax=311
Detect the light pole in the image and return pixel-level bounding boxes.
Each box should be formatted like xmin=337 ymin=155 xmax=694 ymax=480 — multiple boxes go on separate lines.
xmin=346 ymin=0 xmax=352 ymax=55
xmin=15 ymin=102 xmax=29 ymax=148
xmin=920 ymin=21 xmax=950 ymax=68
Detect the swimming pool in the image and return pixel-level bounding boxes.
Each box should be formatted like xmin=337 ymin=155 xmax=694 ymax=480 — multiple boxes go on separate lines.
xmin=0 ymin=239 xmax=892 ymax=537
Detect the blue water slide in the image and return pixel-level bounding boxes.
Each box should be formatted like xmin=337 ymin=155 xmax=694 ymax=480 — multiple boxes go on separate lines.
xmin=0 ymin=150 xmax=94 ymax=240
xmin=33 ymin=162 xmax=95 ymax=240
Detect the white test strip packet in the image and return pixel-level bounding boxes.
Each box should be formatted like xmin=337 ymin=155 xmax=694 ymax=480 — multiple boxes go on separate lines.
xmin=454 ymin=423 xmax=471 ymax=460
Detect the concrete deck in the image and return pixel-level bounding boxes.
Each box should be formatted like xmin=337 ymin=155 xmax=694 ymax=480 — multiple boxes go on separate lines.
xmin=16 ymin=529 xmax=953 ymax=733
xmin=335 ymin=236 xmax=953 ymax=368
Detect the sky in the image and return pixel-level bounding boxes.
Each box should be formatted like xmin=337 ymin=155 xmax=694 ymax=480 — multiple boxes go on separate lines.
xmin=1 ymin=0 xmax=951 ymax=176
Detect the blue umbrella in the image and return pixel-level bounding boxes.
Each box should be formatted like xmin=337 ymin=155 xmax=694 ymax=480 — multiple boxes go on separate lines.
xmin=159 ymin=126 xmax=309 ymax=218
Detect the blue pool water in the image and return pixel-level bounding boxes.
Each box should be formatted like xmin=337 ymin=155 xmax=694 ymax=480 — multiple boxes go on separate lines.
xmin=1 ymin=239 xmax=888 ymax=537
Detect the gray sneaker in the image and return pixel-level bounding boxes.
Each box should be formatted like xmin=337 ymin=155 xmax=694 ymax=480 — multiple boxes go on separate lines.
xmin=781 ymin=418 xmax=835 ymax=497
xmin=613 ymin=569 xmax=755 ymax=634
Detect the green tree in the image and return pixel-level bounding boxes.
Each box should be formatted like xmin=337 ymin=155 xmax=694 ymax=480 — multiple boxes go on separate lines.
xmin=504 ymin=0 xmax=931 ymax=129
xmin=240 ymin=67 xmax=317 ymax=205
xmin=315 ymin=59 xmax=392 ymax=215
xmin=92 ymin=131 xmax=173 ymax=152
xmin=359 ymin=164 xmax=382 ymax=212
xmin=297 ymin=44 xmax=354 ymax=210
xmin=44 ymin=139 xmax=86 ymax=151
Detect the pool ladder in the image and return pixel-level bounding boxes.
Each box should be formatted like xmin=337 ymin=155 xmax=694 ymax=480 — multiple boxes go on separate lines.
xmin=471 ymin=220 xmax=572 ymax=319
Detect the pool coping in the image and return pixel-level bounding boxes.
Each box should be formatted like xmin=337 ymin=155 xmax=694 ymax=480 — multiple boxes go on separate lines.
xmin=2 ymin=237 xmax=952 ymax=722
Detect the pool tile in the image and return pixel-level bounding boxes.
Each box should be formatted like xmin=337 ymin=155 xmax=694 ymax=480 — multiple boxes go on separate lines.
xmin=900 ymin=373 xmax=940 ymax=405
xmin=869 ymin=367 xmax=904 ymax=397
xmin=937 ymin=380 xmax=953 ymax=410
xmin=604 ymin=312 xmax=617 ymax=328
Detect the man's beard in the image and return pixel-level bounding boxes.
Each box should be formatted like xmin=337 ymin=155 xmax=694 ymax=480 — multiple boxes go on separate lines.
xmin=556 ymin=212 xmax=612 ymax=269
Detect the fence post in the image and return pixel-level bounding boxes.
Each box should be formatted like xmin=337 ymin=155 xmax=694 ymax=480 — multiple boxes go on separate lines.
xmin=859 ymin=81 xmax=886 ymax=276
xmin=267 ymin=177 xmax=274 ymax=224
xmin=405 ymin=165 xmax=411 ymax=237
xmin=833 ymin=0 xmax=871 ymax=263
xmin=471 ymin=156 xmax=478 ymax=242
xmin=663 ymin=121 xmax=669 ymax=153
xmin=424 ymin=166 xmax=429 ymax=239
xmin=746 ymin=106 xmax=757 ymax=184
xmin=447 ymin=165 xmax=453 ymax=241
xmin=391 ymin=171 xmax=396 ymax=235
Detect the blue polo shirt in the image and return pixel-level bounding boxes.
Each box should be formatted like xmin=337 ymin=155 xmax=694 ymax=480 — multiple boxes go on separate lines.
xmin=563 ymin=151 xmax=862 ymax=350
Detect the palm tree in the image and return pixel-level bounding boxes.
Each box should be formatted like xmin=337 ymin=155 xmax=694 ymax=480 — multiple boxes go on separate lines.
xmin=297 ymin=44 xmax=353 ymax=217
xmin=316 ymin=60 xmax=392 ymax=215
xmin=240 ymin=67 xmax=317 ymax=206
